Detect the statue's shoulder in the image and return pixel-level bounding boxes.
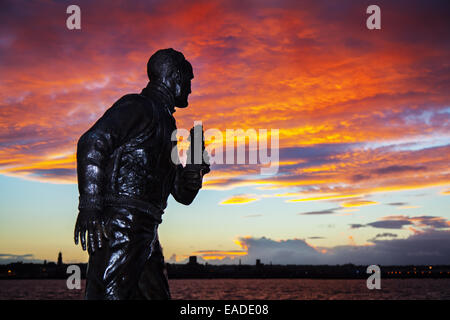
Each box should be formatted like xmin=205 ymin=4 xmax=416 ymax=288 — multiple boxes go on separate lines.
xmin=115 ymin=93 xmax=150 ymax=107
xmin=105 ymin=93 xmax=153 ymax=118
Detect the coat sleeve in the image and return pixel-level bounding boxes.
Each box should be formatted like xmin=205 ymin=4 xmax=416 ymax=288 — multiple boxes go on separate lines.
xmin=76 ymin=95 xmax=149 ymax=212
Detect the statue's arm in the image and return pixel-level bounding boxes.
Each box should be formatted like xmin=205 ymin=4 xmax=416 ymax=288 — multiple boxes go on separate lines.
xmin=171 ymin=164 xmax=203 ymax=205
xmin=75 ymin=96 xmax=147 ymax=251
xmin=171 ymin=154 xmax=211 ymax=205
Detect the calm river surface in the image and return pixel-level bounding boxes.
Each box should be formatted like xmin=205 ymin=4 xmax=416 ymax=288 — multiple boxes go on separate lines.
xmin=1 ymin=278 xmax=449 ymax=300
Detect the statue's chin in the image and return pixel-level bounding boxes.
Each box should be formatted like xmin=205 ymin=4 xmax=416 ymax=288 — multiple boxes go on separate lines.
xmin=175 ymin=99 xmax=189 ymax=108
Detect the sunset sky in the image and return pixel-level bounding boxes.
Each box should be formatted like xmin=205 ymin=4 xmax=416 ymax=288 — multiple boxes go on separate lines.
xmin=0 ymin=0 xmax=449 ymax=265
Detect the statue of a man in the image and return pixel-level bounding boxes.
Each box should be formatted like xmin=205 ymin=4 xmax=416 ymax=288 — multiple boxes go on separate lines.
xmin=74 ymin=48 xmax=210 ymax=299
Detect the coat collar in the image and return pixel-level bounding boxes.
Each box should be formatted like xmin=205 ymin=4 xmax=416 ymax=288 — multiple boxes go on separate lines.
xmin=141 ymin=82 xmax=176 ymax=114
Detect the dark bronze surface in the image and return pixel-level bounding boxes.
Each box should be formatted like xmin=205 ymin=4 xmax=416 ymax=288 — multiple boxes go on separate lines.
xmin=74 ymin=48 xmax=210 ymax=299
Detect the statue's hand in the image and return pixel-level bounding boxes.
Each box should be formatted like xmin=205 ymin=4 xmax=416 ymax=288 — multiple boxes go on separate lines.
xmin=182 ymin=167 xmax=204 ymax=192
xmin=74 ymin=209 xmax=106 ymax=253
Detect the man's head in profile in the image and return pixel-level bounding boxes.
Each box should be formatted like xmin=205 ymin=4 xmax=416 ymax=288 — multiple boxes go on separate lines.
xmin=147 ymin=48 xmax=194 ymax=108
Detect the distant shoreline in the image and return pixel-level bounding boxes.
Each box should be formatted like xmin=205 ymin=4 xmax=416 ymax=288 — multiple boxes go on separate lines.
xmin=2 ymin=262 xmax=450 ymax=280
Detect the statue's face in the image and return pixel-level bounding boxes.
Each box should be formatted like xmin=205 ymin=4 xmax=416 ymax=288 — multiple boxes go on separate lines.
xmin=174 ymin=73 xmax=193 ymax=108
xmin=173 ymin=60 xmax=193 ymax=108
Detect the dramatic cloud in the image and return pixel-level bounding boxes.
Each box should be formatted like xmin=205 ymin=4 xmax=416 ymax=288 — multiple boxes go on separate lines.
xmin=0 ymin=0 xmax=448 ymax=201
xmin=236 ymin=236 xmax=323 ymax=265
xmin=191 ymin=230 xmax=450 ymax=265
xmin=204 ymin=142 xmax=450 ymax=203
xmin=409 ymin=216 xmax=450 ymax=229
xmin=372 ymin=165 xmax=427 ymax=175
xmin=366 ymin=220 xmax=413 ymax=229
xmin=327 ymin=230 xmax=450 ymax=265
xmin=349 ymin=215 xmax=450 ymax=230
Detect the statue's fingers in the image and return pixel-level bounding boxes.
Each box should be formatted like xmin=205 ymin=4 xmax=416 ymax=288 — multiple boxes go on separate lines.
xmin=74 ymin=224 xmax=79 ymax=245
xmin=80 ymin=227 xmax=87 ymax=251
xmin=90 ymin=221 xmax=98 ymax=251
xmin=88 ymin=223 xmax=95 ymax=253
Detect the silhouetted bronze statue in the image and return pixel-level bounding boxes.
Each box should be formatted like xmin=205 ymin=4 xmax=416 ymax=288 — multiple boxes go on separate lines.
xmin=74 ymin=48 xmax=210 ymax=299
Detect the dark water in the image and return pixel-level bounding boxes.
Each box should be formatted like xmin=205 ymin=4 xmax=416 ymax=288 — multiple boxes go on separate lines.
xmin=1 ymin=279 xmax=449 ymax=300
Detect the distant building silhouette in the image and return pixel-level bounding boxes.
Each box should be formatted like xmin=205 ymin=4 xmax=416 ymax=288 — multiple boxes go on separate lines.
xmin=188 ymin=256 xmax=198 ymax=265
xmin=256 ymin=259 xmax=261 ymax=266
xmin=57 ymin=252 xmax=62 ymax=267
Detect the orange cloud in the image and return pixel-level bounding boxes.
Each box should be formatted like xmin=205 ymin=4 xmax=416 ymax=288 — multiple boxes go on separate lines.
xmin=287 ymin=194 xmax=361 ymax=202
xmin=341 ymin=200 xmax=378 ymax=208
xmin=220 ymin=194 xmax=259 ymax=205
